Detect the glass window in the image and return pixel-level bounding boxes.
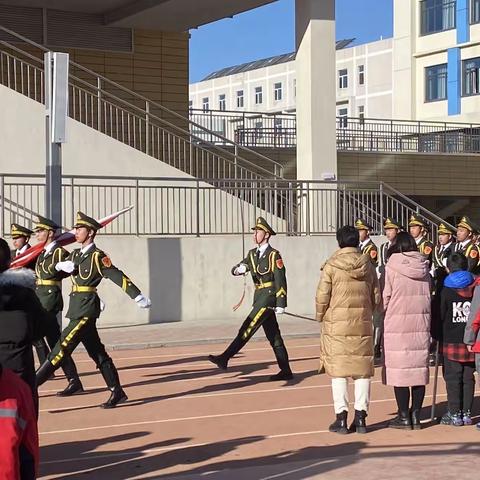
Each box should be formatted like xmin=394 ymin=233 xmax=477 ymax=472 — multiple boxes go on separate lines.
xmin=218 ymin=94 xmax=226 ymax=111
xmin=420 ymin=0 xmax=456 ymax=35
xmin=255 ymin=120 xmax=263 ymax=139
xmin=463 ymin=57 xmax=480 ymax=96
xmin=274 ymin=82 xmax=282 ymax=101
xmin=255 ymin=86 xmax=263 ymax=104
xmin=202 ymin=97 xmax=209 ymax=111
xmin=358 ymin=65 xmax=365 ymax=85
xmin=236 ymin=90 xmax=244 ymax=108
xmin=425 ymin=64 xmax=447 ymax=101
xmin=358 ymin=105 xmax=365 ymax=119
xmin=339 ymin=69 xmax=348 ymax=89
xmin=338 ymin=108 xmax=348 ymax=128
xmin=188 ymin=100 xmax=193 ymax=109
xmin=472 ymin=0 xmax=480 ymax=24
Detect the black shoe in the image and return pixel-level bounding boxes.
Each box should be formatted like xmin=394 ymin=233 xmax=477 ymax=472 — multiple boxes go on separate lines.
xmin=208 ymin=354 xmax=228 ymax=371
xmin=100 ymin=388 xmax=128 ymax=409
xmin=411 ymin=409 xmax=422 ymax=430
xmin=329 ymin=411 xmax=349 ymax=434
xmin=269 ymin=370 xmax=294 ymax=381
xmin=388 ymin=412 xmax=412 ymax=430
xmin=56 ymin=378 xmax=84 ymax=397
xmin=36 ymin=360 xmax=57 ymax=387
xmin=349 ymin=409 xmax=368 ymax=434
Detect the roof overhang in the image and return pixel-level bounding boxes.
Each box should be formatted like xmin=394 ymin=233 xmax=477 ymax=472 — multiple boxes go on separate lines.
xmin=0 ymin=0 xmax=278 ymax=31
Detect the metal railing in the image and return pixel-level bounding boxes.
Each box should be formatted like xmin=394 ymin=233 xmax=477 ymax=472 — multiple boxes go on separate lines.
xmin=0 ymin=174 xmax=452 ymax=238
xmin=0 ymin=25 xmax=283 ymax=180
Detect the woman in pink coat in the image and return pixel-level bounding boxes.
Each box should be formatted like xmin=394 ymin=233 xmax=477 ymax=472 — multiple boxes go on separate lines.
xmin=382 ymin=232 xmax=431 ymax=430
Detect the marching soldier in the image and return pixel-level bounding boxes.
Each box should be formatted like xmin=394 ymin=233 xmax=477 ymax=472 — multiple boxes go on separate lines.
xmin=208 ymin=217 xmax=293 ymax=381
xmin=36 ymin=211 xmax=151 ymax=408
xmin=355 ymin=219 xmax=378 ymax=265
xmin=408 ymin=214 xmax=434 ymax=265
xmin=453 ymin=216 xmax=480 ymax=274
xmin=11 ymin=223 xmax=50 ymax=365
xmin=34 ymin=215 xmax=83 ymax=397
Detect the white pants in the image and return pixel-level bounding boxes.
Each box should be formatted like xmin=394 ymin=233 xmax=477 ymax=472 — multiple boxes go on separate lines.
xmin=331 ymin=377 xmax=371 ymax=414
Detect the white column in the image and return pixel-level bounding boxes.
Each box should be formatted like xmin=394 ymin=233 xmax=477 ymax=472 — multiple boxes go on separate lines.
xmin=295 ymin=0 xmax=337 ymax=180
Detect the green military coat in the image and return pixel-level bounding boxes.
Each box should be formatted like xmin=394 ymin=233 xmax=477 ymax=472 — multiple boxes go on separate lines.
xmin=66 ymin=245 xmax=141 ymax=319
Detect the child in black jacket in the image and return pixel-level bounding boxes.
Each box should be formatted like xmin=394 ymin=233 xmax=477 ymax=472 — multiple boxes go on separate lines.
xmin=439 ymin=253 xmax=476 ymax=426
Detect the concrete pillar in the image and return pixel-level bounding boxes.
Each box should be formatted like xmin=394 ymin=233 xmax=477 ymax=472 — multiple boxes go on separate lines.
xmin=295 ymin=0 xmax=336 ymax=180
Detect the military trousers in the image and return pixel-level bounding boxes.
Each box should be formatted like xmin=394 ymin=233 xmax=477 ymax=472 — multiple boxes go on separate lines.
xmin=222 ymin=304 xmax=291 ymax=373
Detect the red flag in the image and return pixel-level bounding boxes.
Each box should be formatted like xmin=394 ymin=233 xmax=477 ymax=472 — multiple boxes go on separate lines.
xmin=10 ymin=206 xmax=133 ymax=269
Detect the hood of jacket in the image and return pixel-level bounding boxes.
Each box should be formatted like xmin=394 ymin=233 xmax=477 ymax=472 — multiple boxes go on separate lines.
xmin=0 ymin=268 xmax=36 ymax=290
xmin=444 ymin=270 xmax=476 ymax=297
xmin=327 ymin=247 xmax=370 ymax=280
xmin=387 ymin=251 xmax=430 ymax=280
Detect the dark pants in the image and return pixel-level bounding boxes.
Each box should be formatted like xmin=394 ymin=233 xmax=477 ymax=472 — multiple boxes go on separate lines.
xmin=394 ymin=386 xmax=426 ymax=413
xmin=48 ymin=317 xmax=120 ymax=390
xmin=222 ymin=306 xmax=291 ymax=373
xmin=443 ymin=357 xmax=476 ymax=413
xmin=33 ymin=337 xmax=49 ymax=365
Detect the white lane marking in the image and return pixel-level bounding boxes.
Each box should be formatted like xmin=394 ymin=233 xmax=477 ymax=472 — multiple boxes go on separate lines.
xmin=40 ymin=393 xmax=447 ymax=435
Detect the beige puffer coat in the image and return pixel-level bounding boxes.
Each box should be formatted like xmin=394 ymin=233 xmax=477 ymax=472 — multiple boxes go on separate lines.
xmin=316 ymin=247 xmax=381 ymax=378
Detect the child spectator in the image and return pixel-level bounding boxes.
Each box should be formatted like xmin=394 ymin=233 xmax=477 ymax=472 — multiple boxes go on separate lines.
xmin=440 ymin=253 xmax=476 ymax=426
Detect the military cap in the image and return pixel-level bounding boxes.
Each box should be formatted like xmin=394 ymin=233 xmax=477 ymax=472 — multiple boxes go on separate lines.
xmin=457 ymin=216 xmax=477 ymax=233
xmin=383 ymin=217 xmax=401 ymax=230
xmin=355 ymin=219 xmax=373 ymax=231
xmin=74 ymin=211 xmax=102 ymax=231
xmin=35 ymin=215 xmax=60 ymax=232
xmin=11 ymin=223 xmax=33 ymax=238
xmin=252 ymin=216 xmax=276 ymax=236
xmin=408 ymin=214 xmax=427 ymax=228
xmin=437 ymin=222 xmax=455 ymax=236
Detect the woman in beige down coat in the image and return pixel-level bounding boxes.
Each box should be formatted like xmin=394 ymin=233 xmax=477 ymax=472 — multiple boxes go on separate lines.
xmin=316 ymin=226 xmax=381 ymax=434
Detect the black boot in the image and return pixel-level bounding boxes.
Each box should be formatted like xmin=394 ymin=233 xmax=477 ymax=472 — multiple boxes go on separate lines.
xmin=270 ymin=344 xmax=293 ymax=381
xmin=269 ymin=370 xmax=294 ymax=381
xmin=349 ymin=410 xmax=368 ymax=434
xmin=411 ymin=409 xmax=422 ymax=430
xmin=388 ymin=411 xmax=412 ymax=429
xmin=99 ymin=359 xmax=127 ymax=409
xmin=36 ymin=360 xmax=57 ymax=387
xmin=56 ymin=378 xmax=84 ymax=397
xmin=329 ymin=411 xmax=349 ymax=434
xmin=208 ymin=354 xmax=228 ymax=371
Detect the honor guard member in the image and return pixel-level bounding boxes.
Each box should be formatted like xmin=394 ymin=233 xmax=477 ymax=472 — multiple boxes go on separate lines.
xmin=11 ymin=223 xmax=50 ymax=365
xmin=454 ymin=216 xmax=480 ymax=274
xmin=34 ymin=215 xmax=83 ymax=397
xmin=36 ymin=211 xmax=151 ymax=408
xmin=355 ymin=219 xmax=378 ymax=265
xmin=208 ymin=217 xmax=293 ymax=381
xmin=409 ymin=214 xmax=434 ymax=265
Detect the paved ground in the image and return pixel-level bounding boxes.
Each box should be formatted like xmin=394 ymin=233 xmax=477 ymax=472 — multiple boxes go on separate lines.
xmin=38 ymin=337 xmax=480 ymax=480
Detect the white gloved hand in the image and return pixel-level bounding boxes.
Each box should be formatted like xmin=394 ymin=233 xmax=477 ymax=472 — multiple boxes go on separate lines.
xmin=55 ymin=260 xmax=75 ymax=273
xmin=275 ymin=307 xmax=285 ymax=315
xmin=234 ymin=263 xmax=248 ymax=275
xmin=135 ymin=294 xmax=151 ymax=309
xmin=100 ymin=299 xmax=106 ymax=312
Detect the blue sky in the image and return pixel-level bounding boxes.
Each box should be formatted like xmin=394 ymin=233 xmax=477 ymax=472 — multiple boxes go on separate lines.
xmin=189 ymin=0 xmax=393 ymax=82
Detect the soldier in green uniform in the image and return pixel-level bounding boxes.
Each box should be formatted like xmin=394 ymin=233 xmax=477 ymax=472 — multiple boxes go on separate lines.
xmin=355 ymin=219 xmax=378 ymax=265
xmin=454 ymin=216 xmax=480 ymax=274
xmin=36 ymin=211 xmax=151 ymax=408
xmin=10 ymin=223 xmax=50 ymax=365
xmin=33 ymin=215 xmax=83 ymax=397
xmin=408 ymin=214 xmax=434 ymax=265
xmin=208 ymin=217 xmax=293 ymax=381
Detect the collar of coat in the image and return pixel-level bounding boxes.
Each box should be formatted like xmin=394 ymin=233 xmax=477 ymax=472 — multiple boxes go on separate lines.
xmin=0 ymin=268 xmax=36 ymax=290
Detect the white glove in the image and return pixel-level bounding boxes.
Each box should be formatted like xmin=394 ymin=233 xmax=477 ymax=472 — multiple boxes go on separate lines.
xmin=100 ymin=299 xmax=106 ymax=312
xmin=55 ymin=260 xmax=75 ymax=273
xmin=275 ymin=307 xmax=285 ymax=315
xmin=135 ymin=294 xmax=151 ymax=309
xmin=234 ymin=263 xmax=248 ymax=275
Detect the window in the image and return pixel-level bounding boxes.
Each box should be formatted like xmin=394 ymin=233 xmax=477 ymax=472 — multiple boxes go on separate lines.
xmin=420 ymin=0 xmax=456 ymax=35
xmin=202 ymin=97 xmax=209 ymax=111
xmin=255 ymin=86 xmax=263 ymax=104
xmin=338 ymin=69 xmax=348 ymax=89
xmin=338 ymin=108 xmax=348 ymax=128
xmin=463 ymin=57 xmax=480 ymax=96
xmin=188 ymin=100 xmax=193 ymax=109
xmin=218 ymin=94 xmax=226 ymax=111
xmin=425 ymin=64 xmax=447 ymax=101
xmin=472 ymin=0 xmax=480 ymax=24
xmin=274 ymin=82 xmax=282 ymax=101
xmin=358 ymin=65 xmax=365 ymax=85
xmin=255 ymin=121 xmax=263 ymax=139
xmin=358 ymin=105 xmax=365 ymax=119
xmin=236 ymin=90 xmax=244 ymax=108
